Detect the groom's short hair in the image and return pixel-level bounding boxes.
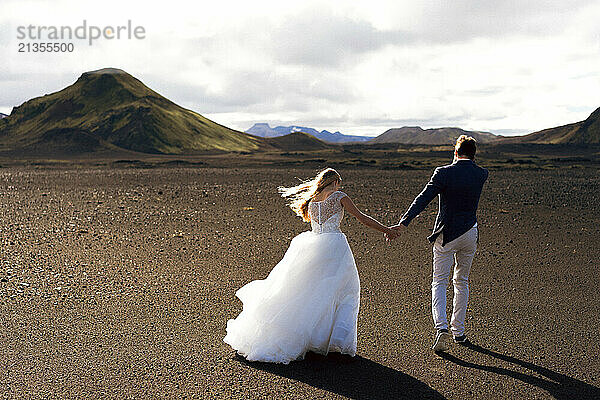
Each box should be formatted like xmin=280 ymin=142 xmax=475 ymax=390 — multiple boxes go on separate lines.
xmin=455 ymin=135 xmax=477 ymax=159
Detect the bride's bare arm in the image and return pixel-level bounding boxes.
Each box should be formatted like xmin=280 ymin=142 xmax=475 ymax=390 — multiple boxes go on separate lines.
xmin=340 ymin=196 xmax=393 ymax=234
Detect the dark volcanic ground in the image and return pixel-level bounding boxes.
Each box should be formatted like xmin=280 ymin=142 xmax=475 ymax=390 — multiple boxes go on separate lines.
xmin=0 ymin=165 xmax=599 ymax=399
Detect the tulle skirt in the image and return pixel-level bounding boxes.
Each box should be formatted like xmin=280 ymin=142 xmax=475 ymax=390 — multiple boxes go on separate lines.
xmin=224 ymin=231 xmax=360 ymax=364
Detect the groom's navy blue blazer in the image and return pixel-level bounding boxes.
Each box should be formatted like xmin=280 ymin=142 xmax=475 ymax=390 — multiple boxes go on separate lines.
xmin=400 ymin=159 xmax=488 ymax=246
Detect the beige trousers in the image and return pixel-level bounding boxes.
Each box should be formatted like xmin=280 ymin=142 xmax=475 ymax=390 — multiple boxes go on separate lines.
xmin=431 ymin=225 xmax=478 ymax=337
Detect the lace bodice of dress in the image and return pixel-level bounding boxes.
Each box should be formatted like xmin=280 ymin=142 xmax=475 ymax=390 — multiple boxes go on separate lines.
xmin=308 ymin=191 xmax=347 ymax=234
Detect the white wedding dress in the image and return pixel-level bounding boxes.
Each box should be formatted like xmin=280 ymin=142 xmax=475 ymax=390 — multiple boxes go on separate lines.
xmin=224 ymin=191 xmax=360 ymax=364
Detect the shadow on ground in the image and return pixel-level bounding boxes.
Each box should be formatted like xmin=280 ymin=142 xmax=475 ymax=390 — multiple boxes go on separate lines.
xmin=438 ymin=342 xmax=600 ymax=400
xmin=237 ymin=352 xmax=445 ymax=399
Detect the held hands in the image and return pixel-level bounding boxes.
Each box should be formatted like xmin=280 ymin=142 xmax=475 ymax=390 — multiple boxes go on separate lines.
xmin=384 ymin=224 xmax=405 ymax=242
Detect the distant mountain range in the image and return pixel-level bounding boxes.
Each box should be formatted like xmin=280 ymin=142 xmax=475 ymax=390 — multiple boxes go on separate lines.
xmin=497 ymin=107 xmax=600 ymax=144
xmin=246 ymin=123 xmax=373 ymax=143
xmin=0 ymin=113 xmax=8 ymax=119
xmin=246 ymin=123 xmax=503 ymax=146
xmin=0 ymin=68 xmax=264 ymax=155
xmin=369 ymin=126 xmax=498 ymax=145
xmin=0 ymin=67 xmax=597 ymax=156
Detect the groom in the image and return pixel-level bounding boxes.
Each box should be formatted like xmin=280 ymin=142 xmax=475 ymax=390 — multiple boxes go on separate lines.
xmin=388 ymin=135 xmax=488 ymax=352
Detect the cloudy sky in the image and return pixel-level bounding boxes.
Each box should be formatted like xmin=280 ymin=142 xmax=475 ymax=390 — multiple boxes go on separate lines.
xmin=1 ymin=0 xmax=599 ymax=137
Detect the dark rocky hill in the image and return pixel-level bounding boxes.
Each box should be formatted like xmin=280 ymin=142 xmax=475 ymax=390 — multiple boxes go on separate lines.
xmin=264 ymin=132 xmax=331 ymax=151
xmin=369 ymin=126 xmax=498 ymax=145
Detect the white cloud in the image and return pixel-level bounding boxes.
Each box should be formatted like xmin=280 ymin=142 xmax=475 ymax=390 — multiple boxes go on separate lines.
xmin=1 ymin=0 xmax=599 ymax=136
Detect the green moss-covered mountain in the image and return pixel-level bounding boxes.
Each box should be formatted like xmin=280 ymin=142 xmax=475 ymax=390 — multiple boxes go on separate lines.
xmin=0 ymin=68 xmax=264 ymax=154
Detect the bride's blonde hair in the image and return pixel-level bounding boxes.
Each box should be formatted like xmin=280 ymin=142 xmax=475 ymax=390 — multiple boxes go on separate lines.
xmin=278 ymin=168 xmax=342 ymax=222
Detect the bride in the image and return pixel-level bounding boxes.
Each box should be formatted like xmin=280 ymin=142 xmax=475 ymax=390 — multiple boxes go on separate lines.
xmin=224 ymin=168 xmax=394 ymax=364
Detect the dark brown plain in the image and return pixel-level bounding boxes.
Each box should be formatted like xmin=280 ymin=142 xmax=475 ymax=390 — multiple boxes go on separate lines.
xmin=0 ymin=156 xmax=599 ymax=399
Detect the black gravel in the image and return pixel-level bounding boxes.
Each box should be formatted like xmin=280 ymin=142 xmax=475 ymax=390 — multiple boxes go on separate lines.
xmin=0 ymin=166 xmax=598 ymax=399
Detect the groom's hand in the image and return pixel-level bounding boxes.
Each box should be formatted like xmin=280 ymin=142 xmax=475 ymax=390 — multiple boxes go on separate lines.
xmin=388 ymin=224 xmax=406 ymax=240
xmin=384 ymin=226 xmax=401 ymax=241
xmin=390 ymin=223 xmax=406 ymax=232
